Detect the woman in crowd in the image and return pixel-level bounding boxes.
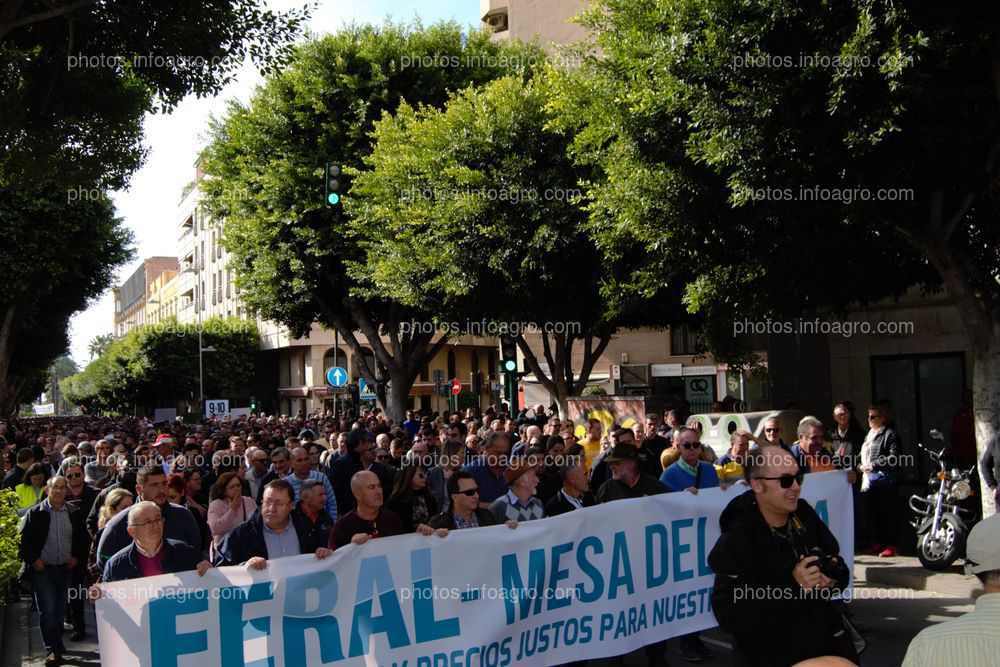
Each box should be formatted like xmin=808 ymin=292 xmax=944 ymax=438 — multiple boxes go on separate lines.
xmin=859 ymin=403 xmax=901 ymax=557
xmin=206 ymin=471 xmax=257 ymax=556
xmin=89 ymin=488 xmax=134 ymax=582
xmin=15 ymin=463 xmax=48 ymax=515
xmin=386 ymin=463 xmax=439 ymax=533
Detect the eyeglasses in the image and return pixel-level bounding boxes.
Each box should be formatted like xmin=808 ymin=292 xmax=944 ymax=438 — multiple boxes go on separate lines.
xmin=65 ymin=472 xmax=82 ymax=479
xmin=765 ymin=428 xmax=780 ymax=433
xmin=376 ymin=454 xmax=389 ymax=461
xmin=131 ymin=515 xmax=164 ymax=528
xmin=754 ymin=472 xmax=804 ymax=489
xmin=682 ymin=442 xmax=702 ymax=450
xmin=455 ymin=487 xmax=479 ymax=496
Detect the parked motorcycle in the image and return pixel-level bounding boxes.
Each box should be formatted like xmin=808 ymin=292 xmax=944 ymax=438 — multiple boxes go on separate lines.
xmin=908 ymin=429 xmax=980 ymax=570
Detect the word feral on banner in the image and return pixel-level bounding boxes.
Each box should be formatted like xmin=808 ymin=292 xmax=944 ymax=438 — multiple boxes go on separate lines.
xmin=95 ymin=471 xmax=853 ymax=667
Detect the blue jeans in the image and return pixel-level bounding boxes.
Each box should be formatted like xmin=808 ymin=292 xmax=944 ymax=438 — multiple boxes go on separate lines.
xmin=32 ymin=564 xmax=70 ymax=654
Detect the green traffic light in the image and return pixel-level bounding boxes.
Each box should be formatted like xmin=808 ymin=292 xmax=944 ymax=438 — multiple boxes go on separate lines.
xmin=327 ymin=193 xmax=340 ymax=205
xmin=503 ymin=359 xmax=517 ymax=372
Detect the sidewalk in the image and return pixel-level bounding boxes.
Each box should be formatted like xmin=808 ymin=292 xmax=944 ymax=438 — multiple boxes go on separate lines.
xmin=1 ymin=598 xmax=100 ymax=667
xmin=854 ymin=554 xmax=983 ymax=600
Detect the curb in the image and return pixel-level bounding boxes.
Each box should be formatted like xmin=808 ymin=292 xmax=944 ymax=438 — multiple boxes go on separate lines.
xmin=853 ymin=555 xmax=981 ymax=599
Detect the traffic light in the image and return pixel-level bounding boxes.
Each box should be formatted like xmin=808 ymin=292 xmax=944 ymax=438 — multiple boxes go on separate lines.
xmin=500 ymin=333 xmax=517 ymax=373
xmin=471 ymin=370 xmax=483 ymax=395
xmin=249 ymin=396 xmax=258 ymax=413
xmin=325 ymin=163 xmax=342 ymax=207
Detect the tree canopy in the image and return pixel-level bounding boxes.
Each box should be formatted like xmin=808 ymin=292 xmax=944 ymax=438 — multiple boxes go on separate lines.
xmin=549 ymin=0 xmax=1000 ymax=510
xmin=199 ymin=21 xmax=546 ymax=418
xmin=63 ymin=317 xmax=258 ymax=414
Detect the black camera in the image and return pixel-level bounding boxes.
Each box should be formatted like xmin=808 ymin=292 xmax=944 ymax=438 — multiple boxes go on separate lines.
xmin=809 ymin=547 xmax=849 ymax=581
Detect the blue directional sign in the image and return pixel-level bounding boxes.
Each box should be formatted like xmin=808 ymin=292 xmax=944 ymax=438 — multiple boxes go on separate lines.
xmin=358 ymin=378 xmax=378 ymax=399
xmin=326 ymin=367 xmax=348 ymax=387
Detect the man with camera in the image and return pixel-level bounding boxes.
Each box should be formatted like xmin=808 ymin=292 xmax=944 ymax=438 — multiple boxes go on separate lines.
xmin=709 ymin=446 xmax=858 ymax=666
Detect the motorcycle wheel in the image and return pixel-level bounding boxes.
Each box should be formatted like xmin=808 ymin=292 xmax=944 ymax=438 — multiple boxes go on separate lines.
xmin=917 ymin=514 xmax=965 ymax=571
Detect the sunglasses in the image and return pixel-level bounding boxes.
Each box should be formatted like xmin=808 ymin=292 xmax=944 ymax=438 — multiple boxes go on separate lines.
xmin=867 ymin=415 xmax=879 ymax=420
xmin=765 ymin=428 xmax=780 ymax=433
xmin=66 ymin=472 xmax=83 ymax=479
xmin=376 ymin=455 xmax=389 ymax=460
xmin=755 ymin=472 xmax=804 ymax=489
xmin=455 ymin=487 xmax=479 ymax=496
xmin=682 ymin=442 xmax=702 ymax=450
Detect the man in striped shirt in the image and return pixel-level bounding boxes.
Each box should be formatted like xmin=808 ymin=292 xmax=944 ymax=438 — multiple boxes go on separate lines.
xmin=902 ymin=513 xmax=1000 ymax=666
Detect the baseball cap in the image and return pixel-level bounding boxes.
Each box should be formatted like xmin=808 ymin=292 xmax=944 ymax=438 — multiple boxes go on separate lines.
xmin=965 ymin=513 xmax=1000 ymax=575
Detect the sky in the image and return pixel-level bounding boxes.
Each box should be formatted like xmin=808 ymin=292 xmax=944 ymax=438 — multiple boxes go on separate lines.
xmin=67 ymin=0 xmax=482 ymax=366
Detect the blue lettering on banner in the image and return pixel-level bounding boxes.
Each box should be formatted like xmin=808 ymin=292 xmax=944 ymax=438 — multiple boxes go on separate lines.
xmin=220 ymin=583 xmax=274 ymax=667
xmin=696 ymin=517 xmax=713 ymax=577
xmin=283 ymin=571 xmax=345 ymax=664
xmin=671 ymin=519 xmax=694 ymax=582
xmin=411 ymin=548 xmax=461 ymax=642
xmin=500 ymin=548 xmax=547 ymax=623
xmin=815 ymin=499 xmax=829 ymax=526
xmin=149 ymin=593 xmax=208 ymax=667
xmin=575 ymin=537 xmax=604 ymax=603
xmin=645 ymin=524 xmax=668 ymax=587
xmin=546 ymin=542 xmax=573 ymax=611
xmin=608 ymin=532 xmax=634 ymax=599
xmin=350 ymin=555 xmax=410 ymax=657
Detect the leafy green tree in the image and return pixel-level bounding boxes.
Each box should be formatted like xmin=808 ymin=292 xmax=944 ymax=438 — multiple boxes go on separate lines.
xmin=63 ymin=317 xmax=258 ymax=414
xmin=550 ymin=0 xmax=1000 ymax=513
xmin=0 ymin=0 xmax=307 ymax=416
xmin=0 ymin=191 xmax=132 ymax=417
xmin=200 ymin=21 xmax=546 ymax=419
xmin=87 ymin=334 xmax=113 ymax=360
xmin=349 ymin=75 xmax=680 ymax=414
xmin=0 ymin=490 xmax=20 ymax=587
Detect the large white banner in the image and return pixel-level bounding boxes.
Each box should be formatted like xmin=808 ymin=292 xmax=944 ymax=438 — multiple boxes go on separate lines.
xmin=96 ymin=471 xmax=853 ymax=667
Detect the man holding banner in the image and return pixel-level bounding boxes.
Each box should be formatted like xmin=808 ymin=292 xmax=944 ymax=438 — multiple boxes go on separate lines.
xmin=216 ymin=479 xmax=332 ymax=568
xmin=709 ymin=446 xmax=858 ymax=666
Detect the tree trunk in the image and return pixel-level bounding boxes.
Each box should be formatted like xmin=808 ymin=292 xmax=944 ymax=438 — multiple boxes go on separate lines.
xmin=926 ymin=242 xmax=1000 ymax=519
xmin=972 ymin=345 xmax=1000 ymax=518
xmin=518 ymin=331 xmax=611 ymax=418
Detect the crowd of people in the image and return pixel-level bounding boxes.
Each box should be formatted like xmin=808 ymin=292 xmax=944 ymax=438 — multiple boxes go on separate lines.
xmin=0 ymin=397 xmax=989 ymax=666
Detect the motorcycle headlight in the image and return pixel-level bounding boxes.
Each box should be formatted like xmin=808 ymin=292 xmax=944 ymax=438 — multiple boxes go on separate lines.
xmin=951 ymin=480 xmax=972 ymax=501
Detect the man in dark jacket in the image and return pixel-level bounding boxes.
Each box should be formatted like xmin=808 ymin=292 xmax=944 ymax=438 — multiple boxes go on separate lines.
xmin=19 ymin=476 xmax=90 ymax=665
xmin=216 ymin=480 xmax=332 ymax=569
xmin=709 ymin=446 xmax=857 ymax=667
xmin=96 ymin=464 xmax=201 ymax=569
xmin=101 ymin=501 xmax=211 ymax=582
xmin=328 ymin=429 xmax=395 ymax=515
xmin=58 ymin=458 xmax=100 ymax=640
xmin=429 ymin=471 xmax=503 ymax=530
xmin=545 ymin=457 xmax=596 ymax=517
xmin=292 ymin=478 xmax=335 ymax=550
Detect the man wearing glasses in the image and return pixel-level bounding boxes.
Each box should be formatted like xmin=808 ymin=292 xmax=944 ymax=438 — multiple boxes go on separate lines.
xmin=761 ymin=417 xmax=792 ymax=452
xmin=95 ymin=463 xmax=202 ymax=570
xmin=429 ymin=471 xmax=516 ymax=530
xmin=245 ymin=449 xmax=270 ymax=501
xmin=709 ymin=446 xmax=856 ymax=666
xmin=58 ymin=459 xmax=99 ymax=641
xmin=100 ymin=501 xmax=211 ymax=581
xmin=216 ymin=480 xmax=332 ymax=568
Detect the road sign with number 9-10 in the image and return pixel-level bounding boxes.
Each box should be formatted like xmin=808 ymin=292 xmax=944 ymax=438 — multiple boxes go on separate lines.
xmin=206 ymin=399 xmax=229 ymax=418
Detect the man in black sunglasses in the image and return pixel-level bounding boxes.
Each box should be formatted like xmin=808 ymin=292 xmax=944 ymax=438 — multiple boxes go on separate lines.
xmin=709 ymin=446 xmax=857 ymax=667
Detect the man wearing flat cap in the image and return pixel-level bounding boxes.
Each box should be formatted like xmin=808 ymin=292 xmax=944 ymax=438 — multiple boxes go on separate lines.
xmin=595 ymin=429 xmax=667 ymax=503
xmin=489 ymin=457 xmax=545 ymax=523
xmin=902 ymin=512 xmax=1000 ymax=666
